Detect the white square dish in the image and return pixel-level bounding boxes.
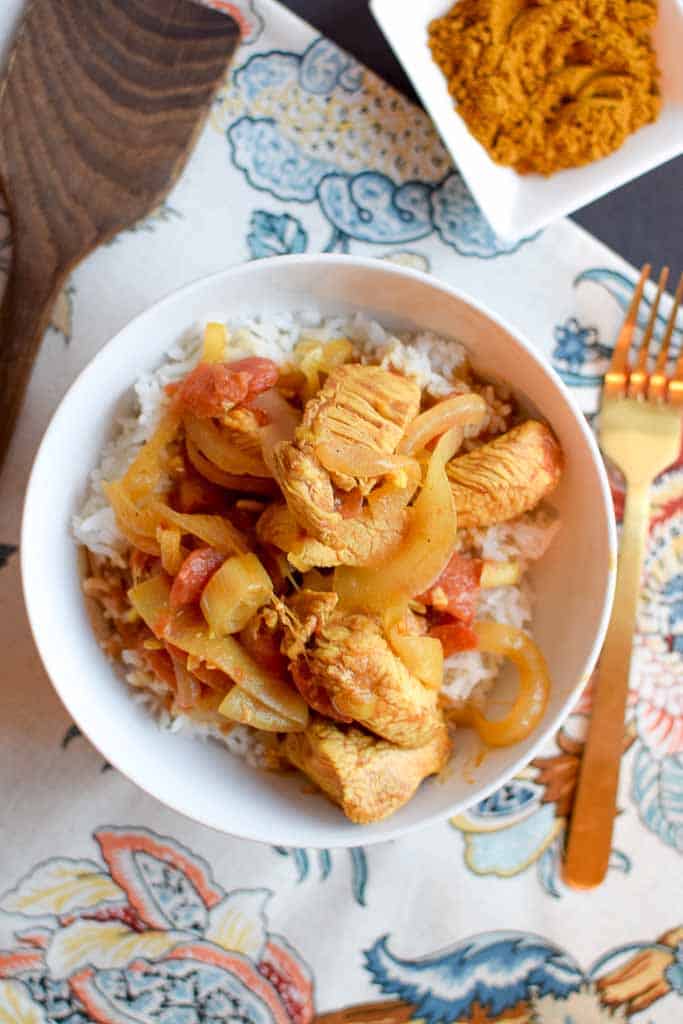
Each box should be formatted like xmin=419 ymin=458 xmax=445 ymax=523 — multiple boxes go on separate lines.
xmin=370 ymin=0 xmax=683 ymax=241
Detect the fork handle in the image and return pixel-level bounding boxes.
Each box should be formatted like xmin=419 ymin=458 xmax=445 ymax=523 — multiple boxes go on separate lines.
xmin=563 ymin=479 xmax=650 ymax=889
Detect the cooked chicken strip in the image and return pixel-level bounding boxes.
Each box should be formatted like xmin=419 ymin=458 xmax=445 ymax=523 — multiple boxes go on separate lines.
xmin=298 ymin=363 xmax=420 ymax=486
xmin=272 ymin=443 xmax=411 ymax=566
xmin=281 ymin=605 xmax=442 ymax=746
xmin=447 ymin=420 xmax=562 ymax=529
xmin=283 ymin=717 xmax=451 ymax=824
xmin=271 ymin=365 xmax=421 ymax=566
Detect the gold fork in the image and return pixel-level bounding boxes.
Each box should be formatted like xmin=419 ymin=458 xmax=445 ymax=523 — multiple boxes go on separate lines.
xmin=563 ymin=264 xmax=683 ymax=890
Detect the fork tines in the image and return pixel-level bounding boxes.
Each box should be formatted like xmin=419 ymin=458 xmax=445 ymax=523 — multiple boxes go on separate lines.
xmin=604 ymin=264 xmax=683 ymax=403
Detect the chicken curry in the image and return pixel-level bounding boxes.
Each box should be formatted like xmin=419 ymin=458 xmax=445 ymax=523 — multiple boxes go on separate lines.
xmin=84 ymin=321 xmax=563 ymax=824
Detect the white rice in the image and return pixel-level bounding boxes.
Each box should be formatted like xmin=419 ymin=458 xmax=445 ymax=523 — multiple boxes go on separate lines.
xmin=441 ymin=507 xmax=560 ymax=703
xmin=73 ymin=312 xmax=559 ymax=749
xmin=442 ymin=579 xmax=534 ymax=703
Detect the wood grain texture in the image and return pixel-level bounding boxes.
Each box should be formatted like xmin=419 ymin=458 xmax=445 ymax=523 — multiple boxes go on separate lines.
xmin=0 ymin=0 xmax=240 ymax=469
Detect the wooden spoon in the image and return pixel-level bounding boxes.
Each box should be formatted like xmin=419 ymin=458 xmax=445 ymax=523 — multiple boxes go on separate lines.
xmin=0 ymin=0 xmax=239 ymax=470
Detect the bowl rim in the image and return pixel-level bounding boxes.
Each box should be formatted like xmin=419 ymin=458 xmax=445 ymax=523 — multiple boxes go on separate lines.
xmin=21 ymin=253 xmax=617 ymax=847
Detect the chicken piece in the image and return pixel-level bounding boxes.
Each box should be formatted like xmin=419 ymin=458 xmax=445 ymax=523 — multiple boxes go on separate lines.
xmin=297 ymin=363 xmax=421 ymax=488
xmin=277 ymin=589 xmax=339 ymax=661
xmin=283 ymin=717 xmax=451 ymax=824
xmin=447 ymin=420 xmax=562 ymax=529
xmin=272 ymin=443 xmax=411 ymax=567
xmin=282 ymin=606 xmax=442 ymax=746
xmin=276 ymin=589 xmax=350 ymax=720
xmin=271 ymin=365 xmax=420 ymax=567
xmin=287 ymin=587 xmax=339 ymax=628
xmin=256 ymin=503 xmax=341 ymax=571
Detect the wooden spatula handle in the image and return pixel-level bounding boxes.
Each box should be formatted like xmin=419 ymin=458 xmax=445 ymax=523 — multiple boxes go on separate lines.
xmin=0 ymin=261 xmax=62 ymax=469
xmin=0 ymin=0 xmax=240 ymax=475
xmin=563 ymin=481 xmax=650 ymax=889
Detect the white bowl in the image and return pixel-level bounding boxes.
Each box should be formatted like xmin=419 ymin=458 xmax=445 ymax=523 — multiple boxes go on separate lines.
xmin=22 ymin=255 xmax=616 ymax=848
xmin=371 ymin=0 xmax=683 ymax=241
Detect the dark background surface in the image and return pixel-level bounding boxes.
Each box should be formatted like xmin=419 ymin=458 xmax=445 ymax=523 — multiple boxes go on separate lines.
xmin=281 ymin=0 xmax=682 ymax=272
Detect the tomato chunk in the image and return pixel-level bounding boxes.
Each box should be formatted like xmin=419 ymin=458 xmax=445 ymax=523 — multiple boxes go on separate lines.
xmin=233 ymin=357 xmax=280 ymax=400
xmin=175 ymin=357 xmax=279 ymax=419
xmin=169 ymin=547 xmax=225 ymax=608
xmin=419 ymin=553 xmax=483 ymax=624
xmin=430 ymin=621 xmax=479 ymax=656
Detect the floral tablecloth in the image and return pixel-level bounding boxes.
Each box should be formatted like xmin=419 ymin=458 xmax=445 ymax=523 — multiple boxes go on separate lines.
xmin=1 ymin=1 xmax=682 ymax=1021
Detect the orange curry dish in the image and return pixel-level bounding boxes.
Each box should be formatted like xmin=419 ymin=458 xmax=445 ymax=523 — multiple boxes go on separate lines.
xmin=82 ymin=322 xmax=563 ymax=823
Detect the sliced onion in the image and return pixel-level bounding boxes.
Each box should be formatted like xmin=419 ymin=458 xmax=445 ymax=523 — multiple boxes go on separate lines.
xmin=392 ymin=634 xmax=444 ymax=690
xmin=129 ymin=577 xmax=286 ymax=720
xmin=316 ymin=440 xmax=418 ymax=480
xmin=298 ymin=345 xmax=324 ymax=399
xmin=163 ymin=606 xmax=309 ymax=727
xmin=158 ymin=527 xmax=183 ymax=576
xmin=105 ymin=410 xmax=181 ymax=549
xmin=399 ymin=393 xmax=487 ymax=455
xmin=366 ymin=459 xmax=421 ymax=518
xmin=200 ymin=553 xmax=273 ymax=636
xmin=183 ymin=691 xmax=227 ymax=725
xmin=201 ymin=322 xmax=227 ymax=364
xmin=186 ymin=658 xmax=232 ymax=692
xmin=123 ymin=532 xmax=161 ymax=557
xmin=453 ymin=621 xmax=550 ymax=747
xmin=186 ymin=439 xmax=278 ymax=495
xmin=218 ymin=687 xmax=300 ymax=732
xmin=156 ymin=505 xmax=248 ymax=556
xmin=170 ymin=653 xmax=202 ymax=710
xmin=322 ymin=338 xmax=354 ymax=368
xmin=334 ymin=427 xmax=461 ymax=609
xmin=104 ymin=481 xmax=160 ymax=541
xmin=121 ymin=409 xmax=181 ymax=501
xmin=294 ymin=339 xmax=321 ymax=357
xmin=185 ymin=414 xmax=269 ymax=477
xmin=128 ymin=575 xmax=173 ymax=637
xmin=293 ymin=337 xmax=353 ymax=399
xmin=384 ymin=606 xmax=443 ymax=690
xmin=252 ymin=389 xmax=301 ymax=476
xmin=109 ymin=488 xmax=245 ymax=558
